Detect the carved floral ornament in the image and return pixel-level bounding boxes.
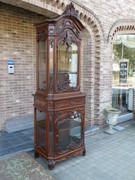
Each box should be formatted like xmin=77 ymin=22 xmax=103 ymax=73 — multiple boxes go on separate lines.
xmin=64 ymin=30 xmax=78 ymax=49
xmin=56 ymin=75 xmax=79 ymax=93
xmin=55 ymin=20 xmax=81 ymax=37
xmin=54 ymin=108 xmax=84 ymax=124
xmin=57 ymin=30 xmax=80 ymax=49
xmin=49 ymin=37 xmax=54 ymax=48
xmin=56 ymin=137 xmax=83 ymax=154
xmin=36 ymin=30 xmax=47 ymax=41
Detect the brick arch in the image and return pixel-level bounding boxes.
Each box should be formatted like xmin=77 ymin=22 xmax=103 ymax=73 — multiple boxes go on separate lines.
xmin=81 ymin=28 xmax=95 ymax=125
xmin=108 ymin=20 xmax=135 ymax=44
xmin=74 ymin=6 xmax=104 ymax=125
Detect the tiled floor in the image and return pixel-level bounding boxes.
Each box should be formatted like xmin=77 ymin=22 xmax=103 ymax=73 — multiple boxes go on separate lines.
xmin=0 ymin=120 xmax=135 ymax=180
xmin=0 ymin=128 xmax=34 ymax=157
xmin=28 ymin=120 xmax=135 ymax=180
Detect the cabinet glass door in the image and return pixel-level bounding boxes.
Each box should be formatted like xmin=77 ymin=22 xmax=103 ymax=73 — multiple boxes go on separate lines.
xmin=36 ymin=109 xmax=46 ymax=151
xmin=38 ymin=40 xmax=47 ymax=90
xmin=56 ymin=109 xmax=83 ymax=154
xmin=57 ymin=41 xmax=78 ymax=91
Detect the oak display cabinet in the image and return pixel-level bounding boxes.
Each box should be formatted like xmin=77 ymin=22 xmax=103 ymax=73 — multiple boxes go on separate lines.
xmin=33 ymin=3 xmax=86 ymax=170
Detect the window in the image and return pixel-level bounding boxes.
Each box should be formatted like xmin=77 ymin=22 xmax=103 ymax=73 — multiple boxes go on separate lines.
xmin=112 ymin=34 xmax=135 ymax=114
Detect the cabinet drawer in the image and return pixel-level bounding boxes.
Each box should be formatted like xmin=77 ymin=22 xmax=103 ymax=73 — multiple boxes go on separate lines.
xmin=55 ymin=98 xmax=85 ymax=109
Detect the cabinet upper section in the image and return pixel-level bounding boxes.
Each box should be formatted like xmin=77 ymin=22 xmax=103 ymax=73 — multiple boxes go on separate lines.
xmin=35 ymin=3 xmax=84 ymax=95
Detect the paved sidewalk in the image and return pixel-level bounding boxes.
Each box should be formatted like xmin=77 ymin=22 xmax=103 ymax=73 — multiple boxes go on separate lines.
xmin=0 ymin=128 xmax=34 ymax=157
xmin=0 ymin=125 xmax=98 ymax=157
xmin=30 ymin=120 xmax=135 ymax=180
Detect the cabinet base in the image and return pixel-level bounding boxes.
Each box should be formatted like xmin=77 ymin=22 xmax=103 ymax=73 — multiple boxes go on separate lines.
xmin=48 ymin=160 xmax=55 ymax=170
xmin=34 ymin=146 xmax=86 ymax=170
xmin=82 ymin=148 xmax=86 ymax=156
xmin=34 ymin=150 xmax=39 ymax=158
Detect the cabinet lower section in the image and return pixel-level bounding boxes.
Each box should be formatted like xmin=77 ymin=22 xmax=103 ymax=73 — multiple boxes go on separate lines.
xmin=34 ymin=93 xmax=86 ymax=169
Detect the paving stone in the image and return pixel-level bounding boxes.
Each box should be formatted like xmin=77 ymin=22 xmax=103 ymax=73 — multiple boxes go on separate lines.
xmin=13 ymin=142 xmax=34 ymax=153
xmin=22 ymin=128 xmax=34 ymax=135
xmin=0 ymin=147 xmax=15 ymax=157
xmin=0 ymin=141 xmax=12 ymax=150
xmin=18 ymin=136 xmax=33 ymax=143
xmin=7 ymin=138 xmax=23 ymax=146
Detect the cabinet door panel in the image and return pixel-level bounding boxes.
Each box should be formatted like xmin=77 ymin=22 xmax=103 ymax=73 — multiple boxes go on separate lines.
xmin=36 ymin=109 xmax=46 ymax=151
xmin=55 ymin=107 xmax=84 ymax=155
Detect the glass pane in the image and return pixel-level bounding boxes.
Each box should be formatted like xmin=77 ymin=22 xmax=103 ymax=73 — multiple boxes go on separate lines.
xmin=112 ymin=34 xmax=135 ymax=116
xmin=49 ymin=45 xmax=53 ymax=90
xmin=36 ymin=109 xmax=46 ymax=150
xmin=57 ymin=42 xmax=78 ymax=90
xmin=57 ymin=110 xmax=81 ymax=152
xmin=49 ymin=112 xmax=53 ymax=156
xmin=38 ymin=40 xmax=47 ymax=90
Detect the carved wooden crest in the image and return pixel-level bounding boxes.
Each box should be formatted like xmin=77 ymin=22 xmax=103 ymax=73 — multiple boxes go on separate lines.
xmin=62 ymin=2 xmax=78 ymax=19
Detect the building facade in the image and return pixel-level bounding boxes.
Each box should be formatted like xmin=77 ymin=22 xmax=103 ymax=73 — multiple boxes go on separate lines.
xmin=0 ymin=0 xmax=135 ymax=131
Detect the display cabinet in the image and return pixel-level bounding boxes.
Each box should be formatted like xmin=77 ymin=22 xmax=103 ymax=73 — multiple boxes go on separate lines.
xmin=33 ymin=3 xmax=86 ymax=170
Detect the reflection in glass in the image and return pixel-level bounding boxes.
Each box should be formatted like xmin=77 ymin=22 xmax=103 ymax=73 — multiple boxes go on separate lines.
xmin=57 ymin=111 xmax=81 ymax=152
xmin=36 ymin=109 xmax=46 ymax=150
xmin=38 ymin=40 xmax=47 ymax=90
xmin=112 ymin=35 xmax=135 ymax=114
xmin=57 ymin=42 xmax=78 ymax=89
xmin=49 ymin=45 xmax=53 ymax=90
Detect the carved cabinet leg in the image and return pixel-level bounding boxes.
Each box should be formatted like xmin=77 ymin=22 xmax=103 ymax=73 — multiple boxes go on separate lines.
xmin=48 ymin=160 xmax=55 ymax=170
xmin=82 ymin=148 xmax=86 ymax=156
xmin=34 ymin=151 xmax=39 ymax=158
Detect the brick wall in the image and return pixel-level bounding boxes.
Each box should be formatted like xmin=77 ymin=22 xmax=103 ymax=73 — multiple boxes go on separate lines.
xmin=1 ymin=0 xmax=135 ymax=129
xmin=0 ymin=3 xmax=45 ymax=130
